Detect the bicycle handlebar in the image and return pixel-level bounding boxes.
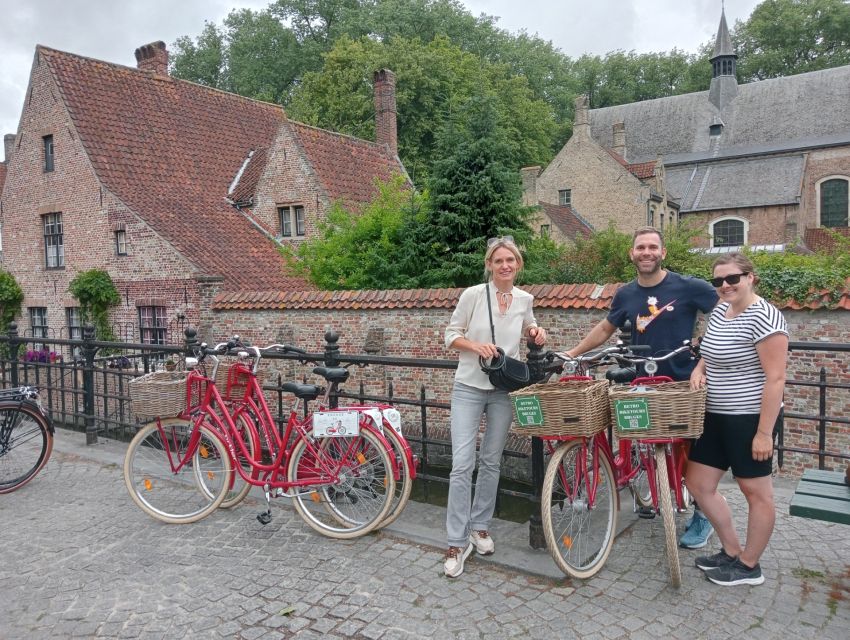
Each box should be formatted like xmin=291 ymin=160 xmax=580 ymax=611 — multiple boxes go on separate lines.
xmin=542 ymin=340 xmax=694 ymax=377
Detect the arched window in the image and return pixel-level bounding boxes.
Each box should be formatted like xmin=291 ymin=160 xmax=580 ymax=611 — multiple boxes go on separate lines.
xmin=819 ymin=177 xmax=849 ymax=228
xmin=711 ymin=217 xmax=747 ymax=248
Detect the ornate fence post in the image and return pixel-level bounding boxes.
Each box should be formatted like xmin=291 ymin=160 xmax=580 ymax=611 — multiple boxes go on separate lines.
xmin=323 ymin=330 xmax=340 ymax=367
xmin=7 ymin=322 xmax=22 ymax=387
xmin=526 ymin=339 xmax=547 ymax=549
xmin=184 ymin=327 xmax=199 ymax=359
xmin=81 ymin=324 xmax=99 ymax=445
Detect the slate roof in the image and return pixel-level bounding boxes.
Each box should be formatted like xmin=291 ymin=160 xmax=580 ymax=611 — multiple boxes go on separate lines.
xmin=665 ymin=154 xmax=805 ymax=212
xmin=589 ymin=65 xmax=850 ymax=164
xmin=213 ymin=281 xmax=850 ymax=312
xmin=538 ymin=202 xmax=593 ymax=238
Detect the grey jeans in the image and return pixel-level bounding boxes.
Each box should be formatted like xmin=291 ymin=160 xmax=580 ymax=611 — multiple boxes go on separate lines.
xmin=446 ymin=381 xmax=513 ymax=547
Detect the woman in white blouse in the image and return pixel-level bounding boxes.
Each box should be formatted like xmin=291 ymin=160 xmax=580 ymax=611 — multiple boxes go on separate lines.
xmin=442 ymin=236 xmax=546 ymax=578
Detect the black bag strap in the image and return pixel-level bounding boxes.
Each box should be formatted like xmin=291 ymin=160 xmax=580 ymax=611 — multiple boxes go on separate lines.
xmin=485 ymin=283 xmax=497 ymax=344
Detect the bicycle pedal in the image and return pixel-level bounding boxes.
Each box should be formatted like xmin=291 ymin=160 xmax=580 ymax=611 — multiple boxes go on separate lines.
xmin=637 ymin=506 xmax=656 ymax=519
xmin=257 ymin=511 xmax=272 ymax=525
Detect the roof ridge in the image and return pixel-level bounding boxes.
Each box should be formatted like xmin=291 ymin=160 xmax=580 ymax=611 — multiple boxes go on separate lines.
xmin=289 ymin=120 xmax=391 ymax=153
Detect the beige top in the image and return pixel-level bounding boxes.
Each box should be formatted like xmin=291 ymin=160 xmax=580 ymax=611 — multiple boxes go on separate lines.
xmin=444 ymin=282 xmax=537 ymax=390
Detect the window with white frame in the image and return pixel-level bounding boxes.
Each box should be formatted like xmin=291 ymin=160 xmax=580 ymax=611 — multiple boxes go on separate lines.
xmin=29 ymin=307 xmax=48 ymax=350
xmin=43 ymin=134 xmax=54 ymax=172
xmin=818 ymin=177 xmax=849 ymax=228
xmin=278 ymin=205 xmax=306 ymax=238
xmin=711 ymin=217 xmax=747 ymax=247
xmin=139 ymin=306 xmax=167 ymax=346
xmin=66 ymin=307 xmax=82 ymax=359
xmin=115 ymin=229 xmax=128 ymax=255
xmin=558 ymin=189 xmax=571 ymax=207
xmin=43 ymin=212 xmax=64 ymax=268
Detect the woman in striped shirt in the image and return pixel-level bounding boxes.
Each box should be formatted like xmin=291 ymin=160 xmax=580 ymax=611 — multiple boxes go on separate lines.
xmin=686 ymin=252 xmax=788 ymax=587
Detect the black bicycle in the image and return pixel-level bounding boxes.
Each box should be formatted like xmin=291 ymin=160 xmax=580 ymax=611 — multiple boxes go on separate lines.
xmin=0 ymin=386 xmax=55 ymax=493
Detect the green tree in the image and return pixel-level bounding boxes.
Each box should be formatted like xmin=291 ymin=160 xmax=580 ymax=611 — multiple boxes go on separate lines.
xmin=171 ymin=22 xmax=227 ymax=89
xmin=411 ymin=95 xmax=536 ymax=287
xmin=0 ymin=270 xmax=24 ymax=332
xmin=282 ymin=175 xmax=425 ymax=289
xmin=734 ymin=0 xmax=850 ymax=81
xmin=68 ymin=269 xmax=121 ymax=341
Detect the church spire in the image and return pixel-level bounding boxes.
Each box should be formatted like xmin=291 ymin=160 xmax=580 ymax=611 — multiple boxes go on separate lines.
xmin=710 ymin=5 xmax=737 ymax=77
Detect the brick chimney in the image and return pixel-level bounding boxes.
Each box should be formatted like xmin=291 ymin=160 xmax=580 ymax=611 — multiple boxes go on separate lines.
xmin=4 ymin=134 xmax=14 ymax=164
xmin=373 ymin=69 xmax=397 ymax=156
xmin=612 ymin=122 xmax=626 ymax=161
xmin=134 ymin=41 xmax=169 ymax=75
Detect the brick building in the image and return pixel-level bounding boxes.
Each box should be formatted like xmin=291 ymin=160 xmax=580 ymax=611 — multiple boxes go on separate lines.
xmin=0 ymin=41 xmax=407 ymax=345
xmin=525 ymin=9 xmax=850 ymax=252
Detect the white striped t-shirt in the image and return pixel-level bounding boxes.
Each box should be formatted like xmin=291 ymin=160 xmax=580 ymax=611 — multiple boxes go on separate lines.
xmin=700 ymin=298 xmax=788 ymax=414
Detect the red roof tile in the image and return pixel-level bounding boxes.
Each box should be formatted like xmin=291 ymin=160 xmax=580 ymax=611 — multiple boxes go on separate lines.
xmin=213 ymin=282 xmax=850 ymax=312
xmin=605 ymin=148 xmax=656 ymax=179
xmin=289 ymin=122 xmax=408 ymax=207
xmin=538 ymin=202 xmax=593 ymax=238
xmin=804 ymin=227 xmax=850 ymax=253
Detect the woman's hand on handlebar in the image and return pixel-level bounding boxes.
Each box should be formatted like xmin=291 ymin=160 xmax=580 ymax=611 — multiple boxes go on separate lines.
xmin=528 ymin=326 xmax=546 ymax=346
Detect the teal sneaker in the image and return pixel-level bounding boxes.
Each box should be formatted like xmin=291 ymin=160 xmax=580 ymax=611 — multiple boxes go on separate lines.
xmin=679 ymin=511 xmax=714 ymax=549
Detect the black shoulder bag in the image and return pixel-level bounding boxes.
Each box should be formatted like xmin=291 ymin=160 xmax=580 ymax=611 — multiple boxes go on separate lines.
xmin=478 ymin=285 xmax=536 ymax=392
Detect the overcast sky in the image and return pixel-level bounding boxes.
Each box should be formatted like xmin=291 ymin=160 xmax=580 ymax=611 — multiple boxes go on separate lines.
xmin=0 ymin=0 xmax=761 ymax=153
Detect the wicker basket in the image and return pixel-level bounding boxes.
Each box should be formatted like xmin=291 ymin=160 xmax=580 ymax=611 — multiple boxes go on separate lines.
xmin=129 ymin=371 xmax=188 ymax=420
xmin=509 ymin=379 xmax=610 ymax=437
xmin=608 ymin=381 xmax=706 ymax=438
xmin=213 ymin=361 xmax=264 ymax=399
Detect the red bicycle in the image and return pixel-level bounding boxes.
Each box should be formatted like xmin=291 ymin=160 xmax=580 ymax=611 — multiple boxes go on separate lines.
xmin=538 ymin=341 xmax=698 ymax=586
xmin=124 ymin=341 xmax=396 ymax=538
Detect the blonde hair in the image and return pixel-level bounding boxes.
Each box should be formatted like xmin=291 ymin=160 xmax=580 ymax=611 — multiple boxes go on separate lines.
xmin=484 ymin=238 xmax=524 ymax=280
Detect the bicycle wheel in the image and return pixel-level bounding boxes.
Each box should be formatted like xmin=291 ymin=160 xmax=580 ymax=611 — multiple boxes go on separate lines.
xmin=378 ymin=425 xmax=414 ymax=528
xmin=541 ymin=439 xmax=617 ymax=579
xmin=654 ymin=444 xmax=682 ymax=587
xmin=123 ymin=419 xmax=231 ymax=524
xmin=287 ymin=427 xmax=395 ymax=539
xmin=195 ymin=412 xmax=259 ymax=509
xmin=0 ymin=402 xmax=53 ymax=494
xmin=628 ymin=441 xmax=652 ymax=509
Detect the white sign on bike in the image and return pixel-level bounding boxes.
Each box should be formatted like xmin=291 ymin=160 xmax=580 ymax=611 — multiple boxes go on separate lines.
xmin=312 ymin=411 xmax=360 ymax=438
xmin=614 ymin=398 xmax=651 ymax=432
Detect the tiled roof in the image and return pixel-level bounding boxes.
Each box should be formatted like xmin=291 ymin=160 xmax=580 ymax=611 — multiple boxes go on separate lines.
xmin=40 ymin=45 xmax=308 ymax=291
xmin=289 ymin=122 xmax=407 ymax=206
xmin=538 ymin=203 xmax=593 ymax=239
xmin=213 ymin=281 xmax=850 ymax=312
xmin=228 ymin=147 xmax=269 ymax=206
xmin=804 ymin=227 xmax=850 ymax=254
xmin=605 ymin=149 xmax=656 ymax=179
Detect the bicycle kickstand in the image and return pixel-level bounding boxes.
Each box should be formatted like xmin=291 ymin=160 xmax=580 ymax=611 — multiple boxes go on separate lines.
xmin=257 ymin=484 xmax=273 ymax=525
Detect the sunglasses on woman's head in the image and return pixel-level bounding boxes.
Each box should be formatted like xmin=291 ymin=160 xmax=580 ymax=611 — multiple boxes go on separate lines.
xmin=487 ymin=235 xmax=514 ymax=247
xmin=709 ymin=272 xmax=748 ymax=287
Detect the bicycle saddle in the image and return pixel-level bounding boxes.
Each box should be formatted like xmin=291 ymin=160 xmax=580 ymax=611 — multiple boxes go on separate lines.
xmin=606 ymin=367 xmax=637 ymax=384
xmin=313 ymin=367 xmax=350 ymax=383
xmin=281 ymin=382 xmax=323 ymax=400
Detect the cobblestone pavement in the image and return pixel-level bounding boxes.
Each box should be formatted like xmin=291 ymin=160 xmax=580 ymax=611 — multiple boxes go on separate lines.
xmin=0 ymin=429 xmax=847 ymax=639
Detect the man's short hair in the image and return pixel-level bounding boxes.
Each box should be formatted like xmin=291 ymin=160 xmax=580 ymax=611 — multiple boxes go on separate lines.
xmin=631 ymin=226 xmax=664 ymax=248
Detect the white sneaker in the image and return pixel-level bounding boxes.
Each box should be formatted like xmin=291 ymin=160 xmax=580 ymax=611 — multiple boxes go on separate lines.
xmin=469 ymin=530 xmax=495 ymax=555
xmin=444 ymin=543 xmax=474 ymax=578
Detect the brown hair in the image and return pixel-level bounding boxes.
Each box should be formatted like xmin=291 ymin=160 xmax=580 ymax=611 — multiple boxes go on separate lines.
xmin=631 ymin=226 xmax=664 ymax=248
xmin=712 ymin=252 xmax=759 ymax=285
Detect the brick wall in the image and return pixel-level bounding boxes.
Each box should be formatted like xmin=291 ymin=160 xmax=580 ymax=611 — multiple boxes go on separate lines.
xmin=684 ymin=204 xmax=799 ymax=247
xmin=800 ymin=145 xmax=850 ymax=230
xmin=203 ymin=298 xmax=850 ymax=477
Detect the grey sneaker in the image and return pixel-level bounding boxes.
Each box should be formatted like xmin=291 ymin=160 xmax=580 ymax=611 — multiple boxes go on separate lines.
xmin=469 ymin=530 xmax=495 ymax=555
xmin=704 ymin=558 xmax=765 ymax=586
xmin=444 ymin=543 xmax=473 ymax=578
xmin=695 ymin=548 xmax=736 ymax=572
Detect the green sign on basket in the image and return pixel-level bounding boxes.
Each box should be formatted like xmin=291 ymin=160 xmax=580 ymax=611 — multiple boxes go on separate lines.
xmin=513 ymin=396 xmax=543 ymax=427
xmin=614 ymin=398 xmax=651 ymax=432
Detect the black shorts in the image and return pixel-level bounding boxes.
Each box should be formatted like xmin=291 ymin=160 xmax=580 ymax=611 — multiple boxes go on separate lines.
xmin=688 ymin=410 xmax=783 ymax=479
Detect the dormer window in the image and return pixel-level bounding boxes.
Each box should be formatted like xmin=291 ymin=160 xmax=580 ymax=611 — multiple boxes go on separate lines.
xmin=278 ymin=205 xmax=305 ymax=238
xmin=43 ymin=135 xmax=54 ymax=172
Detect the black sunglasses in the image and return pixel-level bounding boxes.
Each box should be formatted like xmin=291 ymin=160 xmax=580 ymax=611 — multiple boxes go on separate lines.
xmin=709 ymin=272 xmax=749 ymax=287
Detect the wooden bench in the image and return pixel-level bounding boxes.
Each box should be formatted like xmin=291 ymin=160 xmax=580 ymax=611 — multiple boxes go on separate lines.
xmin=789 ymin=468 xmax=850 ymax=525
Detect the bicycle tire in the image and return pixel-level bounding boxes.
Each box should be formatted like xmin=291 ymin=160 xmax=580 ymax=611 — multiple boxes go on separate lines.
xmin=287 ymin=427 xmax=395 ymax=539
xmin=196 ymin=412 xmax=259 ymax=509
xmin=0 ymin=402 xmax=53 ymax=494
xmin=654 ymin=444 xmax=682 ymax=587
xmin=377 ymin=425 xmax=413 ymax=528
xmin=628 ymin=441 xmax=652 ymax=509
xmin=123 ymin=420 xmax=231 ymax=524
xmin=541 ymin=439 xmax=617 ymax=579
